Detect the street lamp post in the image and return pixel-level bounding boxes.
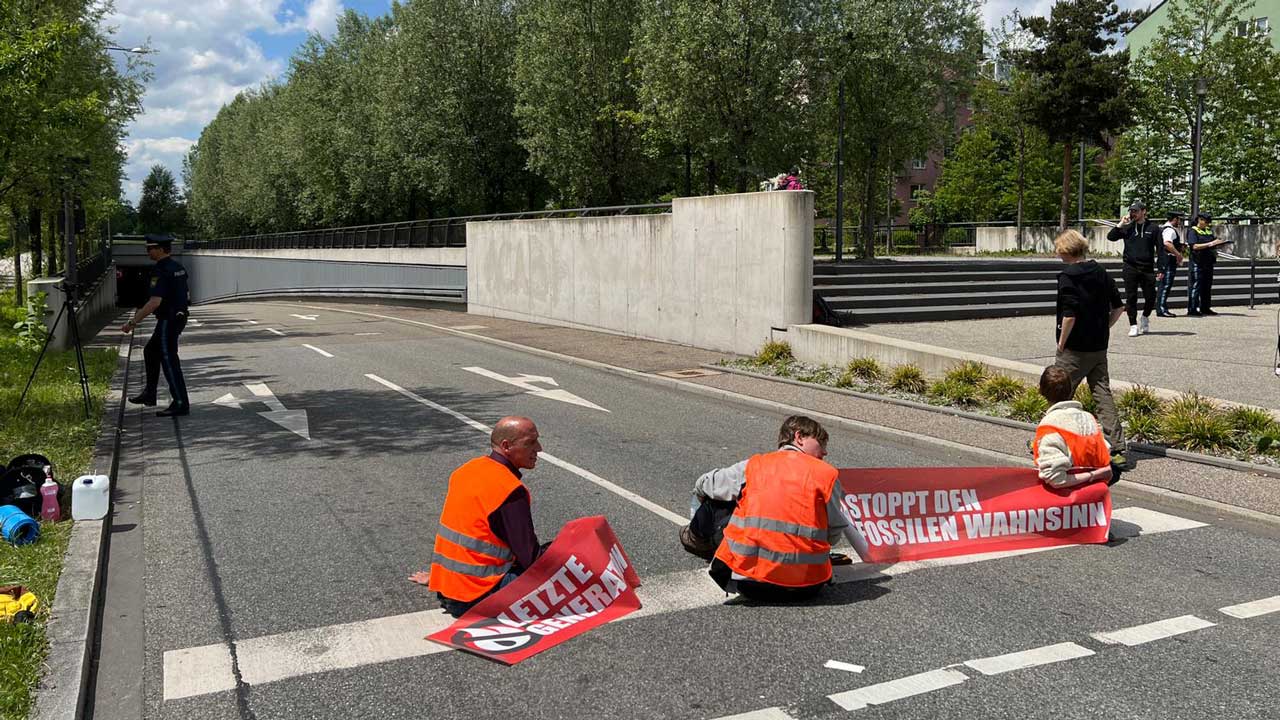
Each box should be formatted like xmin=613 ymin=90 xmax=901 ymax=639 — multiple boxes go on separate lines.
xmin=835 ymin=77 xmax=845 ymax=264
xmin=1190 ymin=77 xmax=1207 ymax=219
xmin=106 ymin=45 xmax=149 ymax=54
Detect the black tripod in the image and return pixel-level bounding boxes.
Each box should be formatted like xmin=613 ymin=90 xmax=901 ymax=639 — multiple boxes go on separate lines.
xmin=15 ymin=282 xmax=93 ymax=419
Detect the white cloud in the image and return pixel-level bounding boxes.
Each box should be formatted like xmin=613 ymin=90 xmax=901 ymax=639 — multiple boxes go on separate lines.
xmin=983 ymin=0 xmax=1153 ymax=32
xmin=104 ymin=0 xmax=344 ymax=202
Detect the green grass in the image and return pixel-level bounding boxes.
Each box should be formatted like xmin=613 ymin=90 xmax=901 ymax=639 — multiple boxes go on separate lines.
xmin=1009 ymin=389 xmax=1050 ymax=422
xmin=928 ymin=378 xmax=980 ymax=406
xmin=943 ymin=360 xmax=987 ymax=386
xmin=980 ymin=375 xmax=1027 ymax=404
xmin=1074 ymin=383 xmax=1099 ymax=416
xmin=0 ymin=293 xmax=115 ymax=720
xmin=844 ymin=357 xmax=883 ymax=383
xmin=1160 ymin=393 xmax=1234 ymax=452
xmin=888 ymin=364 xmax=929 ymax=394
xmin=754 ymin=340 xmax=793 ymax=367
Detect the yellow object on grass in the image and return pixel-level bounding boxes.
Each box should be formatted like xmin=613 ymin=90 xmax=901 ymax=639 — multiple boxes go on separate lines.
xmin=0 ymin=590 xmax=39 ymax=621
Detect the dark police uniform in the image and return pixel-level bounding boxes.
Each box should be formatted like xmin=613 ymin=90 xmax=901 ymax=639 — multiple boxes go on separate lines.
xmin=1156 ymin=221 xmax=1184 ymax=316
xmin=144 ymin=256 xmax=190 ymax=409
xmin=1187 ymin=224 xmax=1217 ymax=316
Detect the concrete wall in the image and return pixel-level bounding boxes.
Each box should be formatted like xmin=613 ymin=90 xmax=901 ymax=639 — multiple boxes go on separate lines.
xmin=466 ymin=191 xmax=814 ymax=355
xmin=977 ymin=223 xmax=1280 ymax=258
xmin=27 ymin=271 xmax=117 ymax=352
xmin=185 ymin=246 xmax=465 ymax=266
xmin=182 ymin=254 xmax=466 ymax=304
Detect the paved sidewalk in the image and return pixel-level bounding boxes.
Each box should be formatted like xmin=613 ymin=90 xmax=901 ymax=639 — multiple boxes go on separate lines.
xmin=265 ymin=299 xmax=1280 ymax=518
xmin=867 ymin=305 xmax=1280 ymax=410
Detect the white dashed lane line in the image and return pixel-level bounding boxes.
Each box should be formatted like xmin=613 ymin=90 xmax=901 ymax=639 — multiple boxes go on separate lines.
xmin=828 ymin=668 xmax=970 ymax=711
xmin=963 ymin=641 xmax=1094 ymax=676
xmin=302 ymin=344 xmax=334 ymax=358
xmin=266 ymin=328 xmax=286 ymax=336
xmin=1219 ymin=595 xmax=1280 ymax=619
xmin=711 ymin=709 xmax=797 ymax=720
xmin=1091 ymin=614 xmax=1217 ymax=647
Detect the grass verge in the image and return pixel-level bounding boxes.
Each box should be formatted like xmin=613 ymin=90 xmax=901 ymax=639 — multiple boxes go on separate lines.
xmin=0 ymin=292 xmax=116 ymax=720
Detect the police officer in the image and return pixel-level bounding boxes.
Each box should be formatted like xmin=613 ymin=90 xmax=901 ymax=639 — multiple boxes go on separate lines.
xmin=1187 ymin=212 xmax=1228 ymax=317
xmin=123 ymin=235 xmax=191 ymax=416
xmin=1156 ymin=210 xmax=1185 ymax=317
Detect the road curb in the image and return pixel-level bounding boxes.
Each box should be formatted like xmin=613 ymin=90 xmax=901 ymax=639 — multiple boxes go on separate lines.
xmin=706 ymin=363 xmax=1280 ymax=481
xmin=288 ymin=303 xmax=1280 ymax=527
xmin=33 ymin=331 xmax=133 ymax=720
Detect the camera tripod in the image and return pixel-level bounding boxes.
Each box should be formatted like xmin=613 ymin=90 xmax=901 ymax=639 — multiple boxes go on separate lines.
xmin=15 ymin=282 xmax=93 ymax=420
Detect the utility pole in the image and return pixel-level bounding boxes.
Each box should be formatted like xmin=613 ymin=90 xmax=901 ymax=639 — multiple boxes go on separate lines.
xmin=1077 ymin=141 xmax=1086 ymax=232
xmin=835 ymin=78 xmax=846 ymax=263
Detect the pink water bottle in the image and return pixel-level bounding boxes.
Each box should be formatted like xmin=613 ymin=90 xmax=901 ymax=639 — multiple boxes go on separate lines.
xmin=40 ymin=466 xmax=61 ymax=522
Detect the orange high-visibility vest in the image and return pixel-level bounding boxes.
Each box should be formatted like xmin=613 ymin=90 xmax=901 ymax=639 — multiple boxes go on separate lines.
xmin=1033 ymin=423 xmax=1111 ymax=471
xmin=427 ymin=456 xmax=525 ymax=602
xmin=714 ymin=450 xmax=837 ymax=587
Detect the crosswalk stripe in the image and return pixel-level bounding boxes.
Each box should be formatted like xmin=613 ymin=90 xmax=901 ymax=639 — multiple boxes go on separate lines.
xmin=709 ymin=708 xmax=796 ymax=720
xmin=1091 ymin=615 xmax=1216 ymax=646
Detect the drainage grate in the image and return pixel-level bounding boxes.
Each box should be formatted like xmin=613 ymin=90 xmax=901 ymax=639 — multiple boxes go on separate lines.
xmin=657 ymin=368 xmax=723 ymax=379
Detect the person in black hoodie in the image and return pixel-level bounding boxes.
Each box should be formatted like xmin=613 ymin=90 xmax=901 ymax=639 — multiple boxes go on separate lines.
xmin=1106 ymin=199 xmax=1162 ymax=337
xmin=1054 ymin=229 xmax=1127 ymax=463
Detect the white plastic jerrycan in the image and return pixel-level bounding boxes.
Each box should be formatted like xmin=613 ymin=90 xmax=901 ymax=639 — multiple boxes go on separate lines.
xmin=71 ymin=475 xmax=111 ymax=521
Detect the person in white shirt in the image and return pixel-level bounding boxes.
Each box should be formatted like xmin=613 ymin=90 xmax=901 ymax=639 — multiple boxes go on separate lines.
xmin=1156 ymin=210 xmax=1186 ymax=317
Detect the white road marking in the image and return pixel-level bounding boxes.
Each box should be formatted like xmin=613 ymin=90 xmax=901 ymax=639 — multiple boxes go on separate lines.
xmin=963 ymin=642 xmax=1094 ymax=676
xmin=162 ymin=504 xmax=1209 ymax=701
xmin=1091 ymin=615 xmax=1216 ymax=646
xmin=212 ymin=393 xmax=243 ymax=410
xmin=244 ymin=320 xmax=258 ymax=325
xmin=353 ymin=332 xmax=381 ymax=336
xmin=242 ymin=383 xmax=311 ymax=440
xmin=709 ymin=709 xmax=796 ymax=720
xmin=365 ymin=374 xmax=681 ymax=525
xmin=290 ymin=314 xmax=318 ymax=321
xmin=187 ymin=317 xmax=202 ymax=327
xmin=825 ymin=660 xmax=865 ymax=674
xmin=245 ymin=382 xmax=286 ymax=412
xmin=827 ymin=668 xmax=969 ymax=711
xmin=302 ymin=344 xmax=334 ymax=358
xmin=463 ymin=366 xmax=610 ymax=412
xmin=1219 ymin=595 xmax=1280 ymax=620
xmin=266 ymin=328 xmax=286 ymax=336
xmin=832 ymin=506 xmax=1203 ymax=583
xmin=449 ymin=324 xmax=488 ymax=330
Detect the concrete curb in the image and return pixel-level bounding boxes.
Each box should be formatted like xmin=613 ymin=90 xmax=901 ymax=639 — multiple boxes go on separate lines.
xmin=33 ymin=331 xmax=133 ymax=720
xmin=706 ymin=363 xmax=1280 ymax=481
xmin=288 ymin=303 xmax=1280 ymax=527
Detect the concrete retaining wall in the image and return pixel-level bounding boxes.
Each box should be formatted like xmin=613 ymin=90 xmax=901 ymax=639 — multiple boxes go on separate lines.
xmin=186 ymin=246 xmax=465 ymax=266
xmin=182 ymin=254 xmax=466 ymax=304
xmin=466 ymin=191 xmax=814 ymax=356
xmin=977 ymin=223 xmax=1280 ymax=258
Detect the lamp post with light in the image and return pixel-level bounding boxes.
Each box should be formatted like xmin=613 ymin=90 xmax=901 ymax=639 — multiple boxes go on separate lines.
xmin=1190 ymin=76 xmax=1207 ymax=219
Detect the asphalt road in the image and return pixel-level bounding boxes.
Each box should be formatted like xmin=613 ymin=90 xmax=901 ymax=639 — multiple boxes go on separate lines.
xmin=89 ymin=301 xmax=1280 ymax=720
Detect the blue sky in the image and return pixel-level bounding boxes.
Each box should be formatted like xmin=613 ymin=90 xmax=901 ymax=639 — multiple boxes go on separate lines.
xmin=105 ymin=0 xmax=1150 ymax=204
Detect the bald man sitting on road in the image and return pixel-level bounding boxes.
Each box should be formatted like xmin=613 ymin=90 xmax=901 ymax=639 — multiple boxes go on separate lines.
xmin=412 ymin=416 xmax=551 ymax=618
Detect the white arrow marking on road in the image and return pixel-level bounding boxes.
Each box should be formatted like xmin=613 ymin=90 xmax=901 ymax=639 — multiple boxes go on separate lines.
xmin=290 ymin=314 xmax=318 ymax=321
xmin=462 ymin=366 xmax=610 ymax=412
xmin=212 ymin=393 xmax=243 ymax=410
xmin=266 ymin=328 xmax=286 ymax=336
xmin=209 ymin=383 xmax=310 ymax=440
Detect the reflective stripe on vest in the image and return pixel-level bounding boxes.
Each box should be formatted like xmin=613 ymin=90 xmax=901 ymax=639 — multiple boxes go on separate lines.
xmin=427 ymin=456 xmax=525 ymax=602
xmin=714 ymin=449 xmax=838 ymax=588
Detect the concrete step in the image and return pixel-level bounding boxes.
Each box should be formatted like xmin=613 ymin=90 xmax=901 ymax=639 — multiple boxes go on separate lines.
xmin=840 ymin=291 xmax=1263 ymax=324
xmin=818 ymin=277 xmax=1279 ymax=297
xmin=814 ymin=265 xmax=1265 ymax=286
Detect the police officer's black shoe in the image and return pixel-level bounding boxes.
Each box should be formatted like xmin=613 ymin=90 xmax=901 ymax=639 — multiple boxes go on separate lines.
xmin=128 ymin=392 xmax=157 ymax=406
xmin=1203 ymin=309 xmax=1219 ymax=316
xmin=156 ymin=404 xmax=189 ymax=417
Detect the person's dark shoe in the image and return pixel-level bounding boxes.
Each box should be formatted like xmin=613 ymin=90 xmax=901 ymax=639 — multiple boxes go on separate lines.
xmin=1185 ymin=311 xmax=1202 ymax=317
xmin=679 ymin=525 xmax=716 ymax=561
xmin=128 ymin=392 xmax=157 ymax=406
xmin=156 ymin=405 xmax=190 ymax=417
xmin=1203 ymin=309 xmax=1219 ymax=316
xmin=1157 ymin=311 xmax=1177 ymax=318
xmin=1110 ymin=451 xmax=1131 ymax=471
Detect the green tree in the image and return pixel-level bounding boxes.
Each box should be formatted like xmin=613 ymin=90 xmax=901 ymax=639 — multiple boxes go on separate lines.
xmin=137 ymin=164 xmax=185 ymax=233
xmin=1013 ymin=0 xmax=1139 ymax=230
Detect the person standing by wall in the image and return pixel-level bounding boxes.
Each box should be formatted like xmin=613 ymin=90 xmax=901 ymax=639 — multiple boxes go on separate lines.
xmin=123 ymin=235 xmax=191 ymax=417
xmin=1053 ymin=229 xmax=1127 ymax=465
xmin=1187 ymin=212 xmax=1228 ymax=317
xmin=1106 ymin=200 xmax=1161 ymax=337
xmin=1156 ymin=210 xmax=1185 ymax=317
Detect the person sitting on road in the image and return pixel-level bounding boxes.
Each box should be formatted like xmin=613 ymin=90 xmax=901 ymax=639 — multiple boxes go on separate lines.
xmin=679 ymin=415 xmax=869 ymax=602
xmin=1032 ymin=366 xmax=1115 ymax=489
xmin=414 ymin=416 xmax=550 ymax=618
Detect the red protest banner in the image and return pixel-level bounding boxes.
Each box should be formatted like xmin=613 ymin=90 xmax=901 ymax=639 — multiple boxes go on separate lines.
xmin=837 ymin=467 xmax=1110 ymax=564
xmin=427 ymin=516 xmax=642 ymax=665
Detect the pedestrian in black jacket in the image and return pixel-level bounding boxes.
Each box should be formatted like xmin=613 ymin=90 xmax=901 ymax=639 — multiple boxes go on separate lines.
xmin=1187 ymin=212 xmax=1229 ymax=316
xmin=1106 ymin=199 xmax=1162 ymax=337
xmin=1054 ymin=229 xmax=1127 ymax=463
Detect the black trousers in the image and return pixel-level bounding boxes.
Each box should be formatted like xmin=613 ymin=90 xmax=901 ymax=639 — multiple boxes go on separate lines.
xmin=1197 ymin=261 xmax=1215 ymax=312
xmin=1156 ymin=256 xmax=1178 ymax=314
xmin=1121 ymin=263 xmax=1156 ymax=325
xmin=144 ymin=315 xmax=189 ymax=408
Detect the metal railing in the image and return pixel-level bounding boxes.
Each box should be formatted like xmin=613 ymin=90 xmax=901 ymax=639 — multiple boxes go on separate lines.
xmin=187 ymin=203 xmax=674 ymax=251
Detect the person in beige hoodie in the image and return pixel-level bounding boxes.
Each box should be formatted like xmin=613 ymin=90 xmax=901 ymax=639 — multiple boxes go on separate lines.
xmin=1032 ymin=366 xmax=1115 ymax=488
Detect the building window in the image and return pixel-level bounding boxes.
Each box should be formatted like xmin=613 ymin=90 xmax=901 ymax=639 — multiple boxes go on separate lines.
xmin=910 ymin=184 xmax=925 ymax=201
xmin=912 ymin=158 xmax=927 ymax=170
xmin=1237 ymin=17 xmax=1270 ymax=36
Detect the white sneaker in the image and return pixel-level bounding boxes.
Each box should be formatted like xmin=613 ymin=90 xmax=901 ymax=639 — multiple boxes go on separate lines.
xmin=1128 ymin=325 xmax=1139 ymax=337
xmin=1139 ymin=316 xmax=1149 ymax=334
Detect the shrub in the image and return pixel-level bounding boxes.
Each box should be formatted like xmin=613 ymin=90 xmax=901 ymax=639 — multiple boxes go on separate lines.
xmin=1074 ymin=383 xmax=1098 ymax=416
xmin=888 ymin=364 xmax=929 ymax=394
xmin=755 ymin=341 xmax=793 ymax=366
xmin=943 ymin=227 xmax=971 ymax=246
xmin=845 ymin=357 xmax=883 ymax=382
xmin=891 ymin=230 xmax=917 ymax=249
xmin=981 ymin=375 xmax=1026 ymax=403
xmin=1160 ymin=393 xmax=1233 ymax=452
xmin=1118 ymin=385 xmax=1164 ymax=417
xmin=929 ymin=378 xmax=979 ymax=406
xmin=1010 ymin=389 xmax=1049 ymax=422
xmin=944 ymin=360 xmax=987 ymax=386
xmin=1125 ymin=413 xmax=1163 ymax=443
xmin=1224 ymin=406 xmax=1279 ymax=437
